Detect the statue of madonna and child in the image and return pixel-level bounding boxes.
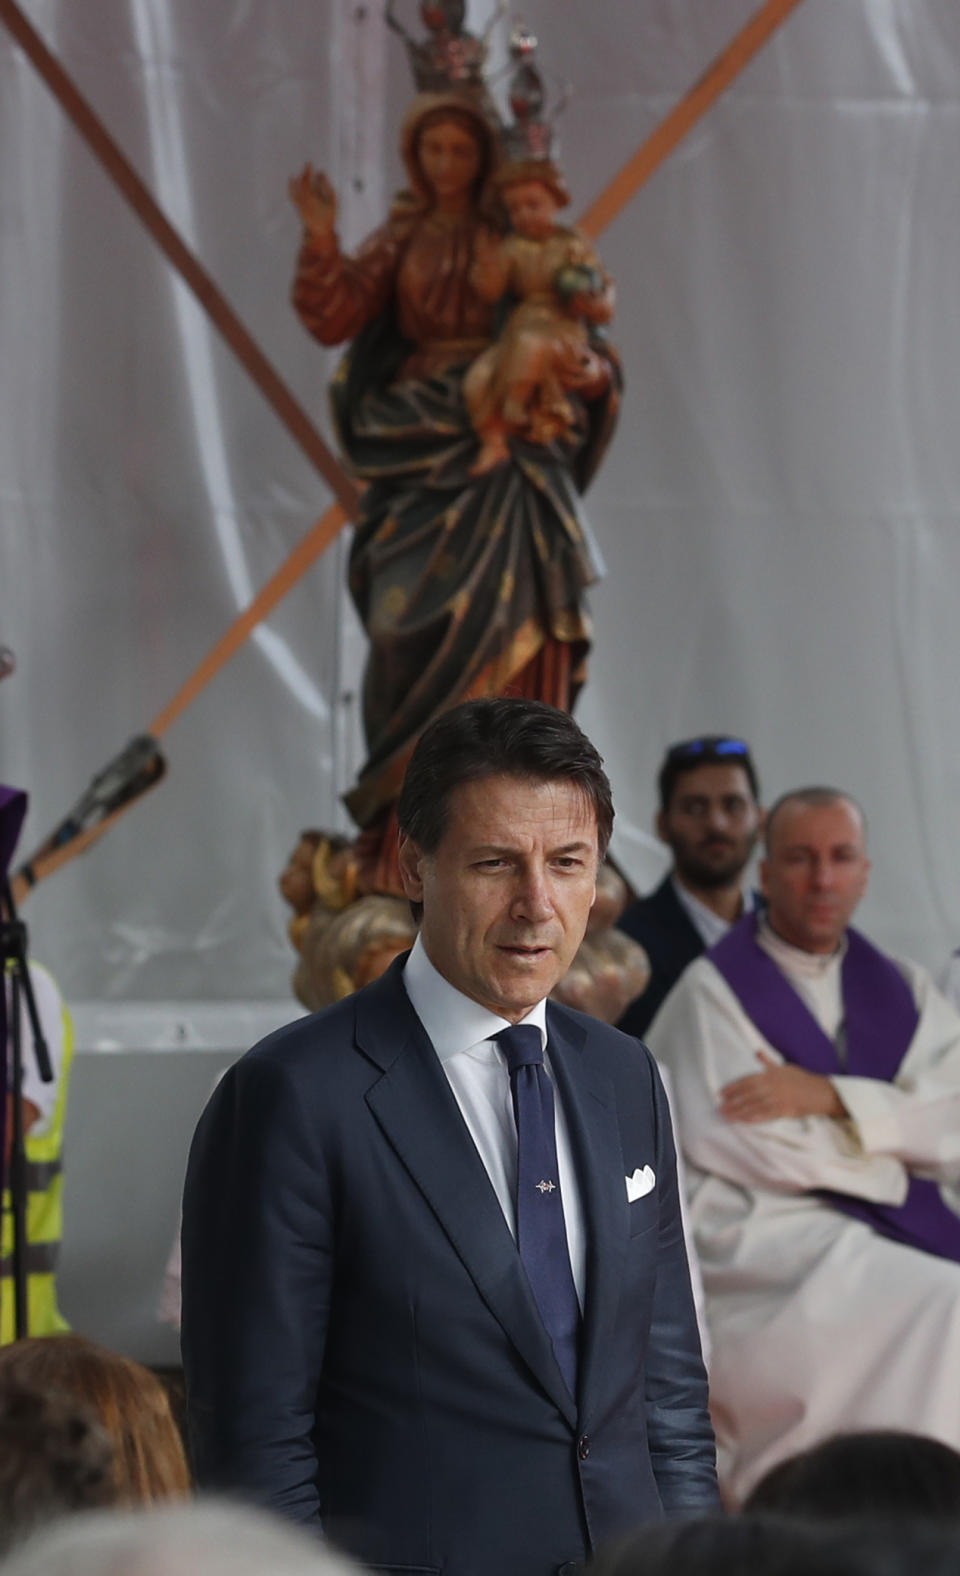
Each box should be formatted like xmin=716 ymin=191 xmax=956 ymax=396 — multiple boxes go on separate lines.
xmin=281 ymin=8 xmax=648 ymax=1018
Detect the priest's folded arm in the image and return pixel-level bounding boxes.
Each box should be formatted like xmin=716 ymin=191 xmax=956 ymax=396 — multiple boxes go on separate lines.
xmin=718 ymin=1055 xmax=846 ymax=1123
xmin=649 ymin=969 xmax=910 ymax=1204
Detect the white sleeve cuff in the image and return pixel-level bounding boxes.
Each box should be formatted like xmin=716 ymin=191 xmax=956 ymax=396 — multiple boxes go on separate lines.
xmin=832 ymin=1075 xmax=904 ymax=1157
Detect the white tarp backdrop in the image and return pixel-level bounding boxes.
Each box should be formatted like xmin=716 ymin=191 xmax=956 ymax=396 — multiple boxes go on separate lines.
xmin=3 ymin=0 xmax=960 ymax=1005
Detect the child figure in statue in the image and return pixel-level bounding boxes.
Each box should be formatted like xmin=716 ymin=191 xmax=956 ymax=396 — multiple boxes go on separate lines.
xmin=465 ymin=162 xmax=615 ymax=475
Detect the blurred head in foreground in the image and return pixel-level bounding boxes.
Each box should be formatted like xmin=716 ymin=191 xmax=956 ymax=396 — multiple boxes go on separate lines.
xmin=589 ymin=1513 xmax=960 ymax=1576
xmin=743 ymin=1430 xmax=960 ymax=1522
xmin=0 ymin=1380 xmax=113 ymax=1556
xmin=0 ymin=1500 xmax=359 ymax=1576
xmin=0 ymin=1334 xmax=190 ymax=1506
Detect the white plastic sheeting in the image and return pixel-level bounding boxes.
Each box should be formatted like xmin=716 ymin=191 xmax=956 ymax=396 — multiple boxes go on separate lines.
xmin=2 ymin=0 xmax=960 ymax=1003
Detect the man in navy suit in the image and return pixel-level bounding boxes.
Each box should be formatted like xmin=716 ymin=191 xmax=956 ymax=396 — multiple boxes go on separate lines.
xmin=181 ymin=699 xmax=718 ymax=1574
xmin=617 ymin=737 xmax=763 ymax=1040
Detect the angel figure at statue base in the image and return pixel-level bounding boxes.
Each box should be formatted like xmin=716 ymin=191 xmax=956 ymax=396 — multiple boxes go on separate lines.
xmin=464 ymin=161 xmax=616 ymax=475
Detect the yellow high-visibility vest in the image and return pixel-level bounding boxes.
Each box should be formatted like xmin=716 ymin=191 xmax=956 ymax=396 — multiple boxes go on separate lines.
xmin=1 ymin=981 xmax=74 ymax=1343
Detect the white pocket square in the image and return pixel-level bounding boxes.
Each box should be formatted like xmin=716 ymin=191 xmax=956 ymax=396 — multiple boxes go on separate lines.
xmin=625 ymin=1165 xmax=656 ymax=1202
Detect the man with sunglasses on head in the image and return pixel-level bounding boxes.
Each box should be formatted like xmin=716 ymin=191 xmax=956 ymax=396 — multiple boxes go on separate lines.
xmin=616 ymin=738 xmax=763 ymax=1041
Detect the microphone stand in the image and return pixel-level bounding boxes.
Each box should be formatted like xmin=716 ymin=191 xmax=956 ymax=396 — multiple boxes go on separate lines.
xmin=1 ymin=879 xmax=53 ymax=1338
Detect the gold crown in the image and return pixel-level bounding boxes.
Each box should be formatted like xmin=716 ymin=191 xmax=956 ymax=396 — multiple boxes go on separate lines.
xmin=387 ymin=0 xmax=502 ymax=118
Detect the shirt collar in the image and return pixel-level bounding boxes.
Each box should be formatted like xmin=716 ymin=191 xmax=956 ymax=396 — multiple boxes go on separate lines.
xmin=403 ymin=934 xmax=548 ymax=1062
xmin=670 ymin=874 xmax=755 ymax=949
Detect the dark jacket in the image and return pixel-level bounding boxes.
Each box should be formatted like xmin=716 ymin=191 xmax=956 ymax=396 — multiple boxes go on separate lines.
xmin=181 ymin=957 xmax=718 ymax=1575
xmin=616 ymin=876 xmax=706 ymax=1040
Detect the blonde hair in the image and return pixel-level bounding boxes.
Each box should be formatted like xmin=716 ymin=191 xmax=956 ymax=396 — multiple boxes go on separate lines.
xmin=0 ymin=1335 xmax=190 ymax=1506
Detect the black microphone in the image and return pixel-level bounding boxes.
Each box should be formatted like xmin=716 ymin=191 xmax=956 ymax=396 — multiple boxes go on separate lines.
xmin=0 ymin=648 xmax=14 ymax=682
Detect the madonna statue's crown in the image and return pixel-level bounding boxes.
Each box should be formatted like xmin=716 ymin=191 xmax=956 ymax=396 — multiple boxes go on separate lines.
xmin=386 ymin=0 xmax=503 ymax=120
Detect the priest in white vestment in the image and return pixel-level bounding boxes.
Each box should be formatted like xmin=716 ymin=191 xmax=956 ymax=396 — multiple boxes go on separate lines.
xmin=648 ymin=787 xmax=960 ymax=1505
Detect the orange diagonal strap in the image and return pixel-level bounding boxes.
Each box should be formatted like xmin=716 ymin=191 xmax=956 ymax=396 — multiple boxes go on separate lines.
xmin=150 ymin=502 xmax=349 ymax=737
xmin=0 ymin=0 xmax=359 ymax=517
xmin=579 ymin=0 xmax=808 ymax=240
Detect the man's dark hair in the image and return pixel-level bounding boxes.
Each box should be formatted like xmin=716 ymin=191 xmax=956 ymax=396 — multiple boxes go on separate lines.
xmin=590 ymin=1512 xmax=960 ymax=1576
xmin=657 ymin=735 xmax=760 ymax=814
xmin=397 ymin=698 xmax=614 ymax=858
xmin=744 ymin=1430 xmax=960 ymax=1523
xmin=0 ymin=1380 xmax=114 ymax=1556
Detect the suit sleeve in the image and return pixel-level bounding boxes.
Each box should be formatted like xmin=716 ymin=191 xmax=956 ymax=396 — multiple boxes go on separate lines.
xmin=643 ymin=1055 xmax=721 ymax=1515
xmin=180 ymin=1046 xmax=334 ymax=1522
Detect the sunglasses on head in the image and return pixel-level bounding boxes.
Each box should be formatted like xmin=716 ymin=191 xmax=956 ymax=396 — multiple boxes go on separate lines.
xmin=666 ymin=736 xmax=749 ymax=762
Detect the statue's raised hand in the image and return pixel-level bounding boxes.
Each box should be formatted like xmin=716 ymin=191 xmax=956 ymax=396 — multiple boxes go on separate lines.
xmin=289 ymin=165 xmax=338 ymax=245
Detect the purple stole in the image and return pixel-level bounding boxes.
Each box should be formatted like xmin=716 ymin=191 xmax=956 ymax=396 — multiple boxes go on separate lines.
xmin=709 ymin=915 xmax=960 ymax=1263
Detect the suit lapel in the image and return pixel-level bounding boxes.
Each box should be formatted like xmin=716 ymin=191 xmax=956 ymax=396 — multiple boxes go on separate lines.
xmin=546 ymin=1006 xmax=628 ymax=1418
xmin=356 ymin=964 xmax=577 ymax=1427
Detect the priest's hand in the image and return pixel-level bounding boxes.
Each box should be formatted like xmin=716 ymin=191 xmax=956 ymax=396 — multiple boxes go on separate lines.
xmin=719 ymin=1051 xmax=846 ymax=1122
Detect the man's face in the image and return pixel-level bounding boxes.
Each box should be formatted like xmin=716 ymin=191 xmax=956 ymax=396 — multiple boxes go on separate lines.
xmin=761 ymin=798 xmax=870 ymax=954
xmin=398 ymin=774 xmax=600 ymax=1022
xmin=658 ymin=763 xmax=761 ymax=890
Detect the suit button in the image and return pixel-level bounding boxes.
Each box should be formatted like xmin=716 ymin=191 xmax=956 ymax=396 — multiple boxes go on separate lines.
xmin=577 ymin=1434 xmax=590 ymax=1460
xmin=558 ymin=1564 xmax=582 ymax=1576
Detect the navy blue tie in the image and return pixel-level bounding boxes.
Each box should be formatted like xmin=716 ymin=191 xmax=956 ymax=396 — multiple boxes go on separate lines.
xmin=496 ymin=1024 xmax=580 ymax=1397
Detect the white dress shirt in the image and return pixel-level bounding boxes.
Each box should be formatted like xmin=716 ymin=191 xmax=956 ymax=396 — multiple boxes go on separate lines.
xmin=403 ymin=935 xmax=586 ymax=1306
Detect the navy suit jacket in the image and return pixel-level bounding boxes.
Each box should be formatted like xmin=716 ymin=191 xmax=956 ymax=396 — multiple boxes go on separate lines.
xmin=616 ymin=877 xmax=705 ymax=1041
xmin=181 ymin=959 xmax=717 ymax=1576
